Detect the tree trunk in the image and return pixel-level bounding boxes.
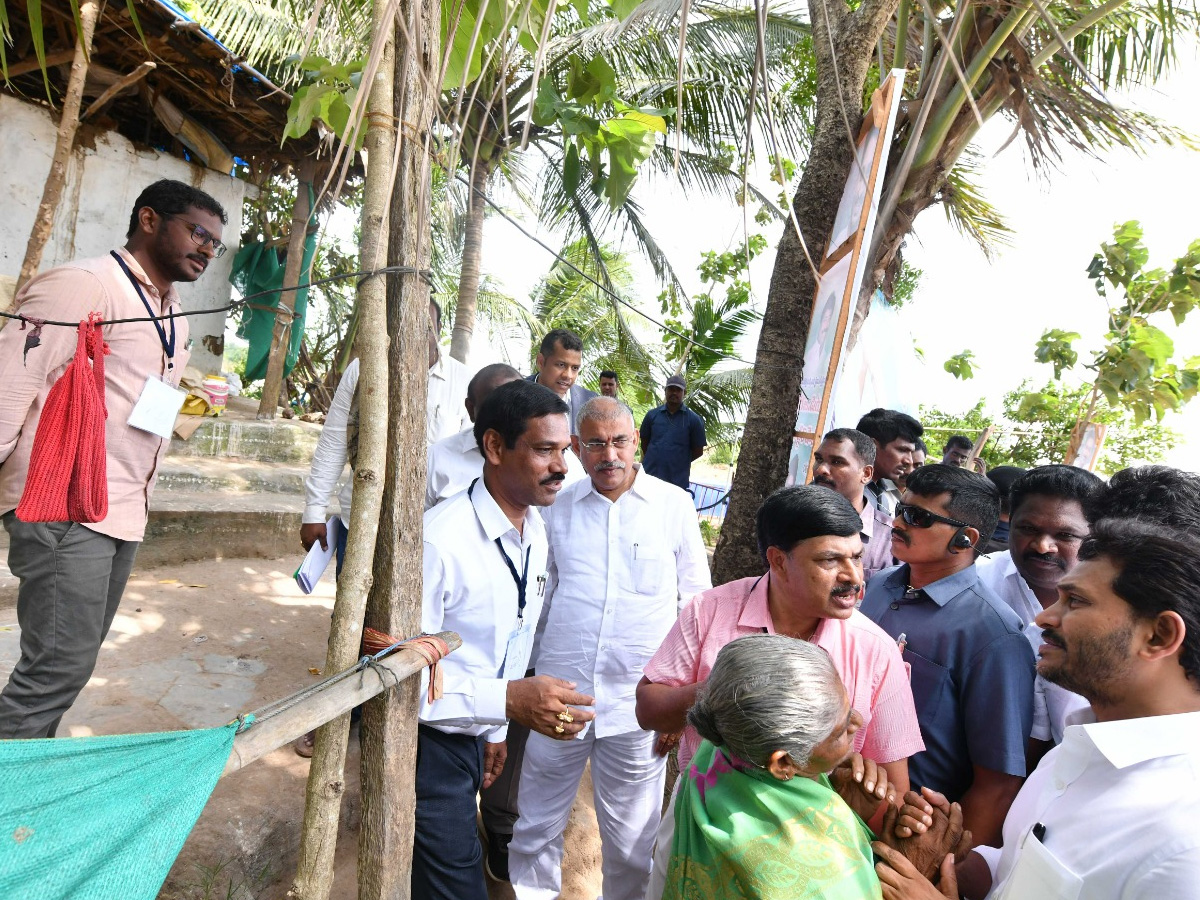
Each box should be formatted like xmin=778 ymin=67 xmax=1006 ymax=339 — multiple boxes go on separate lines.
xmin=286 ymin=47 xmax=394 ymax=900
xmin=356 ymin=0 xmax=439 ymax=893
xmin=258 ymin=157 xmax=318 ymax=419
xmin=710 ymin=0 xmax=897 ymax=584
xmin=16 ymin=0 xmax=101 ymax=291
xmin=449 ymin=158 xmax=490 ymax=363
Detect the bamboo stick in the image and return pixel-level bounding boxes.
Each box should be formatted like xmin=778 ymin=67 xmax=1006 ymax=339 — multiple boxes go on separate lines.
xmin=223 ymin=631 xmax=461 ymax=776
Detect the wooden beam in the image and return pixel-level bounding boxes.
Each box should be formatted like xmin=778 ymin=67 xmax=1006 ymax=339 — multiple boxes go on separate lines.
xmin=6 ymin=49 xmax=75 ymax=78
xmin=81 ymin=60 xmax=156 ymax=120
xmin=222 ymin=631 xmax=462 ymax=776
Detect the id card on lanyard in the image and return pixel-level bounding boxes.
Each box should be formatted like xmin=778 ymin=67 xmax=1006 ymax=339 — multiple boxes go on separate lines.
xmin=469 ymin=479 xmax=537 ymax=680
xmin=111 ymin=251 xmax=187 ymax=438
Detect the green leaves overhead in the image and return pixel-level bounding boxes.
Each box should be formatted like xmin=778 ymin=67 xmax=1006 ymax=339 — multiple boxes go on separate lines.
xmin=943 ymin=350 xmax=977 ymax=381
xmin=1033 ymin=328 xmax=1081 ymax=379
xmin=282 ymin=56 xmax=364 ymax=148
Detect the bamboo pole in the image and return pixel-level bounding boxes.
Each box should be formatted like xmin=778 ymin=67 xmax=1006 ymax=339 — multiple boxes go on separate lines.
xmin=287 ymin=28 xmax=395 ymax=893
xmin=258 ymin=157 xmax=318 ymax=419
xmin=355 ymin=0 xmax=441 ymax=893
xmin=81 ymin=61 xmax=156 ymax=120
xmin=16 ymin=0 xmax=101 ymax=291
xmin=224 ymin=632 xmax=461 ymax=776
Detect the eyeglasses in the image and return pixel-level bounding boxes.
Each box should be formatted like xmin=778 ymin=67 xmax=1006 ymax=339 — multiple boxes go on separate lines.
xmin=580 ymin=436 xmax=634 ymax=453
xmin=896 ymin=503 xmax=969 ymax=530
xmin=165 ymin=215 xmax=227 ymax=258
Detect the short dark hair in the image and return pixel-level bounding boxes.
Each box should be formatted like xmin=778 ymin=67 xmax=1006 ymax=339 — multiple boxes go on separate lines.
xmin=127 ymin=179 xmax=227 ymax=238
xmin=1008 ymin=465 xmax=1106 ymax=520
xmin=905 ymin=464 xmax=1000 ymax=543
xmin=914 ymin=438 xmax=928 ymax=455
xmin=429 ymin=298 xmax=443 ymax=332
xmin=943 ymin=435 xmax=972 ymax=453
xmin=756 ymin=485 xmax=863 ymax=566
xmin=539 ymin=328 xmax=583 ymax=357
xmin=467 ymin=362 xmax=521 ymax=405
xmin=822 ymin=428 xmax=876 ymax=467
xmin=1081 ymin=518 xmax=1200 ymax=684
xmin=856 ymin=408 xmax=923 ymax=447
xmin=599 ymin=370 xmax=618 ymax=381
xmin=1086 ymin=466 xmax=1200 ymax=535
xmin=473 ymin=380 xmax=568 ymax=453
xmin=986 ymin=465 xmax=1027 ymax=516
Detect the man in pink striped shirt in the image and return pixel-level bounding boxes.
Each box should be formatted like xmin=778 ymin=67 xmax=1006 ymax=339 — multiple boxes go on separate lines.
xmin=636 ymin=484 xmax=923 ymax=788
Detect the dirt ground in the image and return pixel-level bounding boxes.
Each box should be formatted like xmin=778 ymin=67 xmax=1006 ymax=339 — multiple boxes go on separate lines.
xmin=0 ymin=555 xmax=603 ymax=900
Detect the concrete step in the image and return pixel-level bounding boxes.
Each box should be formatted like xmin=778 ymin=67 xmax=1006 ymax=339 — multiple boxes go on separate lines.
xmin=168 ymin=416 xmax=322 ymax=464
xmin=156 ymin=457 xmax=312 ymax=496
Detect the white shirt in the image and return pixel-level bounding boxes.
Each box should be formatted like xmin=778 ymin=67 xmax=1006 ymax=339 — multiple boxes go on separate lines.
xmin=536 ymin=469 xmax=712 ymax=738
xmin=302 ymin=352 xmax=472 ymax=524
xmin=424 ymin=425 xmax=587 ymax=512
xmin=427 ymin=353 xmax=471 ymax=445
xmin=978 ymin=709 xmax=1200 ymax=899
xmin=302 ymin=357 xmax=359 ymax=524
xmin=426 ymin=426 xmax=483 ymax=511
xmin=420 ymin=475 xmax=549 ymax=742
xmin=976 ymin=551 xmax=1042 ymax=625
xmin=1023 ymin=621 xmax=1089 ymax=745
xmin=866 ymin=479 xmax=901 ymax=516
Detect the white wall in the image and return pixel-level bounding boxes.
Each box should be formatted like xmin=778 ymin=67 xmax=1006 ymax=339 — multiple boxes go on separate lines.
xmin=0 ymin=93 xmax=249 ymax=375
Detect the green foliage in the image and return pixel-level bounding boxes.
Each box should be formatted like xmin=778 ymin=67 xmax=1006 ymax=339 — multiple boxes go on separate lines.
xmin=890 ymin=261 xmax=923 ymax=309
xmin=943 ymin=350 xmax=976 ymax=381
xmin=282 ymin=55 xmax=364 ymax=148
xmin=1024 ymin=221 xmax=1200 ymax=427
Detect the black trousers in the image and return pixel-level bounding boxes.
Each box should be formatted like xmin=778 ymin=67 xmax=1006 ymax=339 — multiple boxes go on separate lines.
xmin=412 ymin=724 xmax=488 ymax=900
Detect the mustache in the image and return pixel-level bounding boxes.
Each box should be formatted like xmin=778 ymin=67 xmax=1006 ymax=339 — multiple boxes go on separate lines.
xmin=891 ymin=528 xmax=911 ymax=545
xmin=1023 ymin=551 xmax=1067 ymax=570
xmin=812 ymin=476 xmax=835 ymax=488
xmin=831 ymin=583 xmax=861 ymax=597
xmin=540 ymin=473 xmax=566 ymax=486
xmin=595 ymin=460 xmax=627 ymax=472
xmin=1041 ymin=628 xmax=1066 ymax=649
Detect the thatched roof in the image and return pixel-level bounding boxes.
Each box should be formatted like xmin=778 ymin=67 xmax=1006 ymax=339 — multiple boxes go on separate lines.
xmin=2 ymin=0 xmax=318 ymax=175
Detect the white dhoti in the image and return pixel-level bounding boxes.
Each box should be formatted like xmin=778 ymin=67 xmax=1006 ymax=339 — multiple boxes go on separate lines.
xmin=643 ymin=776 xmax=679 ymax=900
xmin=509 ymin=727 xmax=666 ymax=900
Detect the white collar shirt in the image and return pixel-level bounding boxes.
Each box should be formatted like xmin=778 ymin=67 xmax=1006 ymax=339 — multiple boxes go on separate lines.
xmin=1023 ymin=620 xmax=1089 ymax=745
xmin=536 ymin=469 xmax=712 ymax=738
xmin=979 ymin=709 xmax=1200 ymax=899
xmin=425 ymin=426 xmax=483 ymax=511
xmin=426 ymin=351 xmax=471 ymax=445
xmin=420 ymin=475 xmax=549 ymax=741
xmin=976 ymin=551 xmax=1042 ymax=625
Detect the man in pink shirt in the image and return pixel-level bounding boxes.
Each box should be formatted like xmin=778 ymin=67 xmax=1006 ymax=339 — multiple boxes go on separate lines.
xmin=636 ymin=484 xmax=922 ymax=786
xmin=0 ymin=180 xmax=226 ymax=738
xmin=636 ymin=485 xmax=922 ymax=898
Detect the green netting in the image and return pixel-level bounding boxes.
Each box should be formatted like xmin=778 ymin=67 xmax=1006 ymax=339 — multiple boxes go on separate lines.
xmin=0 ymin=722 xmax=237 ymax=900
xmin=231 ymin=194 xmax=319 ymax=382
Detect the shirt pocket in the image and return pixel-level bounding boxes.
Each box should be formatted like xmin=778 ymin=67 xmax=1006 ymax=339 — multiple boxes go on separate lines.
xmin=631 ymin=542 xmax=664 ymax=595
xmin=904 ymin=648 xmax=952 ymax=725
xmin=997 ymin=831 xmax=1083 ymax=900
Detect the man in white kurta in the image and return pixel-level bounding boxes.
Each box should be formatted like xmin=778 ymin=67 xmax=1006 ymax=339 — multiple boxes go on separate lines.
xmin=508 ymin=397 xmax=711 ymax=900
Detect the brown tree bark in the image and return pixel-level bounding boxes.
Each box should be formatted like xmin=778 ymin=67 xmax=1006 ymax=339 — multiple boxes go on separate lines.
xmin=356 ymin=0 xmax=439 ymax=893
xmin=16 ymin=0 xmax=101 ymax=291
xmin=710 ymin=0 xmax=899 ymax=584
xmin=258 ymin=157 xmax=318 ymax=419
xmin=449 ymin=157 xmax=491 ymax=363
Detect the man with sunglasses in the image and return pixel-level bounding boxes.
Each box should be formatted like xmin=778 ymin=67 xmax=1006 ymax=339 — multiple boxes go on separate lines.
xmin=0 ymin=179 xmax=226 ymax=738
xmin=508 ymin=396 xmax=710 ymax=899
xmin=861 ymin=464 xmax=1035 ymax=848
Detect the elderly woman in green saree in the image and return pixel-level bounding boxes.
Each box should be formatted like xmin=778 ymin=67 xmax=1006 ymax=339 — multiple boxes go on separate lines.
xmin=662 ymin=634 xmax=893 ymax=900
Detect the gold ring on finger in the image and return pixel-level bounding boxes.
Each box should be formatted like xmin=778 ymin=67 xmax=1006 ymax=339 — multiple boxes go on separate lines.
xmin=557 ymin=710 xmax=574 ymax=723
xmin=554 ymin=723 xmax=565 ymax=734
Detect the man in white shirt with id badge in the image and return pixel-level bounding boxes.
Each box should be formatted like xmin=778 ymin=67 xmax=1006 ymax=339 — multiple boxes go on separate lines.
xmin=872 ymin=517 xmax=1200 ymax=900
xmin=0 ymin=180 xmax=225 ymax=739
xmin=416 ymin=379 xmax=597 ymax=900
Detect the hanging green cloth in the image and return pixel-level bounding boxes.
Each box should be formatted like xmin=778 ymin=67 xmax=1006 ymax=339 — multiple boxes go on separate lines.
xmin=231 ymin=187 xmax=319 ymax=382
xmin=0 ymin=723 xmax=238 ymax=900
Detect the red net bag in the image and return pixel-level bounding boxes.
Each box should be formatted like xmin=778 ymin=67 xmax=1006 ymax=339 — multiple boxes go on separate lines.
xmin=16 ymin=314 xmax=110 ymax=523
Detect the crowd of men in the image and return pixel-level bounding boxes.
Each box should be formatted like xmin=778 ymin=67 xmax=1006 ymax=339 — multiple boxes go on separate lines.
xmin=1 ymin=181 xmax=1198 ymax=900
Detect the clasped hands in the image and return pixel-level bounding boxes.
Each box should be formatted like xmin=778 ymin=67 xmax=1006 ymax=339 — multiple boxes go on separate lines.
xmin=506 ymin=674 xmax=596 ymax=740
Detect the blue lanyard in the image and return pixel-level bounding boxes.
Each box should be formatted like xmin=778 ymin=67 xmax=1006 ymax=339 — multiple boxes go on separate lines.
xmin=468 ymin=478 xmax=531 ymax=623
xmin=110 ymin=251 xmax=176 ymax=370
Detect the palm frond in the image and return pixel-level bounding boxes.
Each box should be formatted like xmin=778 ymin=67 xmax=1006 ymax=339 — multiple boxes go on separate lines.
xmin=939 ymin=152 xmax=1014 ymax=259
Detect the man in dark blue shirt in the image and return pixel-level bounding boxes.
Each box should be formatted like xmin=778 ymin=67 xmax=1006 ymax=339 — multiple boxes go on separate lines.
xmin=639 ymin=375 xmax=705 ymax=491
xmin=860 ymin=463 xmax=1034 ymax=850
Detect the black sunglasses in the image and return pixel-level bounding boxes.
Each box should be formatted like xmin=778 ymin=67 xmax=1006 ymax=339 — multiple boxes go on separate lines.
xmin=896 ymin=502 xmax=969 ymax=530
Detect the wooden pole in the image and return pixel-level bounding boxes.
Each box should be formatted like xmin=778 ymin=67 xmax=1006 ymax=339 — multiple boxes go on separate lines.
xmin=81 ymin=61 xmax=156 ymax=120
xmin=258 ymin=157 xmax=318 ymax=419
xmin=356 ymin=0 xmax=440 ymax=893
xmin=16 ymin=0 xmax=101 ymax=291
xmin=968 ymin=426 xmax=994 ymax=473
xmin=286 ymin=55 xmax=395 ymax=900
xmin=224 ymin=631 xmax=461 ymax=776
